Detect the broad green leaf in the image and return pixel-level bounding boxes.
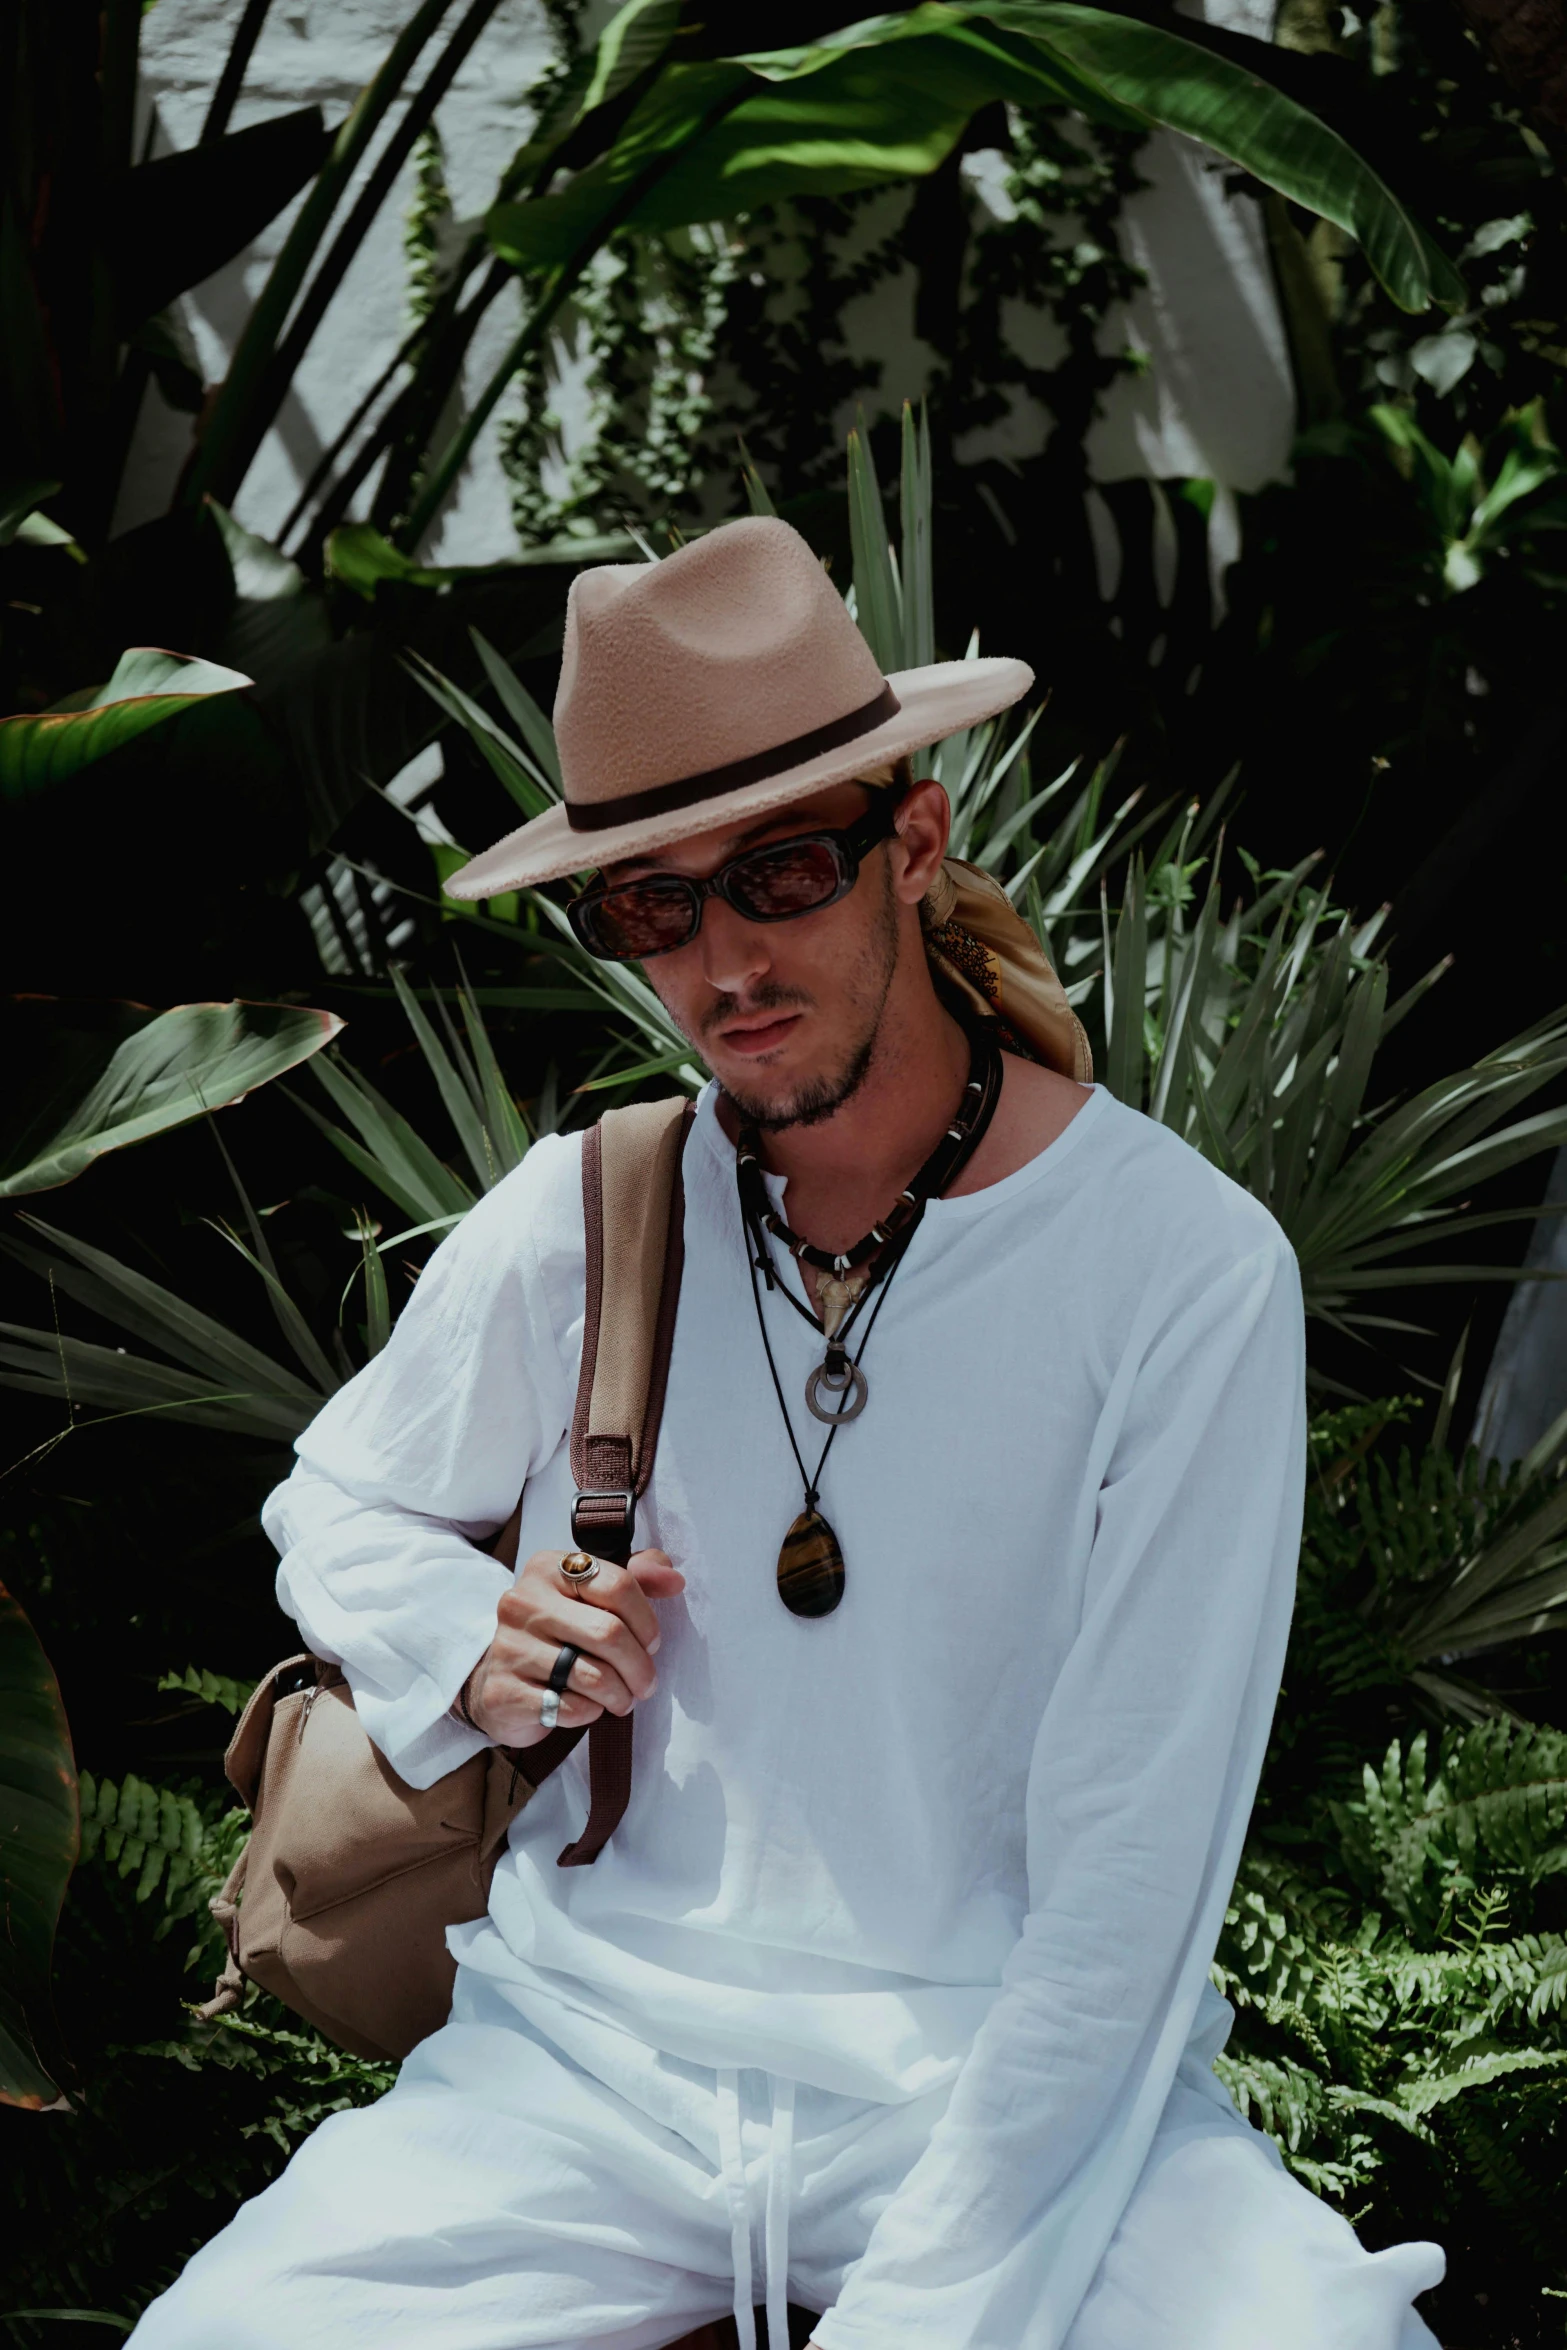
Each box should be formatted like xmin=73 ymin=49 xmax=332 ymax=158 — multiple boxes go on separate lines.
xmin=0 ymin=999 xmax=343 ymax=1199
xmin=107 ymin=105 xmax=331 ymax=333
xmin=984 ymin=5 xmax=1462 ymax=312
xmin=0 ymin=1584 xmax=77 ymax=2107
xmin=0 ymin=649 xmax=252 ymax=803
xmin=208 ymin=498 xmax=333 ymax=679
xmin=327 ymin=522 xmax=460 ymax=598
xmin=485 ymin=54 xmax=973 ymax=270
xmin=0 ymin=479 xmax=62 ymax=547
xmin=488 ymin=6 xmax=1457 ymax=314
xmin=579 ymin=0 xmax=684 ymax=118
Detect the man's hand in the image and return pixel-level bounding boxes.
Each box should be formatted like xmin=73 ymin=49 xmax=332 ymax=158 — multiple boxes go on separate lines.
xmin=463 ymin=1545 xmax=685 ymax=1746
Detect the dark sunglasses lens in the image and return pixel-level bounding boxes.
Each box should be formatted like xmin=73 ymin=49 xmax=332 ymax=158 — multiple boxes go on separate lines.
xmin=727 ymin=839 xmax=844 ymax=921
xmin=584 ymin=880 xmax=697 ymax=960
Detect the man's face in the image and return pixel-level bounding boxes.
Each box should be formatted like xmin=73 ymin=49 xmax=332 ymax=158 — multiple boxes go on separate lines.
xmin=602 ymin=780 xmax=919 ymax=1131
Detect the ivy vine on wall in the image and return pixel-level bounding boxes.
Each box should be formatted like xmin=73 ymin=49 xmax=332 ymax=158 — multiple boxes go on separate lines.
xmin=481 ymin=2 xmax=1153 ymax=542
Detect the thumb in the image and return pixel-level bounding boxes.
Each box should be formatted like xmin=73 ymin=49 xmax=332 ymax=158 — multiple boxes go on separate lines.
xmin=627 ymin=1546 xmax=685 ymax=1596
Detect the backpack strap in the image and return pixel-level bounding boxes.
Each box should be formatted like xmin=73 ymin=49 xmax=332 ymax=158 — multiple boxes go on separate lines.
xmin=527 ymin=1095 xmax=693 ymax=1866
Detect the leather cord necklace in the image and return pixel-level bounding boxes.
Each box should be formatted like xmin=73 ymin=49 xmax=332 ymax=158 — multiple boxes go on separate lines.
xmin=738 ymin=1025 xmax=1004 ymax=1617
xmin=737 ymin=1024 xmax=1002 ymax=1422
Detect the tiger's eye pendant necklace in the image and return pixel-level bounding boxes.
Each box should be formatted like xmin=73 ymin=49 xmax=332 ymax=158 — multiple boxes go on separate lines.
xmin=738 ymin=1027 xmax=1003 ymax=1618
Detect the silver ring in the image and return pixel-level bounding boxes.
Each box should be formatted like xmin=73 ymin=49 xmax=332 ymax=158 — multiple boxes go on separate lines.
xmin=560 ymin=1549 xmax=600 ymax=1589
xmin=539 ymin=1686 xmax=561 ymax=1733
xmin=805 ymin=1360 xmax=868 ymax=1424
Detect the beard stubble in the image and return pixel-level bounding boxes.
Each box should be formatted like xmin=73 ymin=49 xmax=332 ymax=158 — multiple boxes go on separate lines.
xmin=684 ymin=861 xmax=903 ymax=1133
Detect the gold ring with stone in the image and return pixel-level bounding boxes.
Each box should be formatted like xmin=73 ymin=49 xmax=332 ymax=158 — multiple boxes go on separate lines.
xmin=560 ymin=1550 xmax=600 ymax=1588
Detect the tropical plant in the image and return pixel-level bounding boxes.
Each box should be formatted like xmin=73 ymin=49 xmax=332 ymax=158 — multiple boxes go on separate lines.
xmin=1092 ymin=846 xmax=1567 ymax=1355
xmin=1217 ymin=1716 xmax=1567 ymax=2274
xmin=5 ymin=0 xmax=1466 ymax=993
xmin=1210 ymin=1405 xmax=1567 ymax=2332
xmin=7 ymin=404 xmax=1566 ymax=2337
xmin=0 ymin=1582 xmax=77 ymax=2108
xmin=1 ymin=999 xmax=342 ymax=1203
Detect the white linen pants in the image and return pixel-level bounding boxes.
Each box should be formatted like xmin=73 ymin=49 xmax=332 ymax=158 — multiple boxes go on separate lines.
xmin=130 ymin=1971 xmax=1444 ymax=2350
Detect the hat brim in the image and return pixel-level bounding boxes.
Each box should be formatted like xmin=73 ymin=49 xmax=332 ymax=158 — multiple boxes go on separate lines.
xmin=442 ymin=655 xmax=1033 ymax=898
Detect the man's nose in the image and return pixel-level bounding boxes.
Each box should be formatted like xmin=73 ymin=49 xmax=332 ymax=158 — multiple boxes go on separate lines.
xmin=695 ymin=893 xmax=772 ymax=996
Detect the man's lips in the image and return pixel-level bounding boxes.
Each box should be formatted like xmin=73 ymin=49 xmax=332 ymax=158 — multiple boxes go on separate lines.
xmin=713 ymin=1010 xmax=804 ymax=1058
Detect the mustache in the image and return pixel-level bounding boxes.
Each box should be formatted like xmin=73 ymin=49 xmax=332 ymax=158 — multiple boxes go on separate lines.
xmin=698 ymin=982 xmax=814 ymax=1041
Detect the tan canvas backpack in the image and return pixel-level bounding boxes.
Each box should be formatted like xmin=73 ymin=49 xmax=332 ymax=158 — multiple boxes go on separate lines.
xmin=199 ymin=1098 xmax=693 ymax=2063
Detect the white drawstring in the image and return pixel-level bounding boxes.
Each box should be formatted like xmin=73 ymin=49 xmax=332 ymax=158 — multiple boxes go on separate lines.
xmin=716 ymin=2068 xmax=756 ymax=2350
xmin=715 ymin=2068 xmax=796 ymax=2350
xmin=763 ymin=2073 xmax=796 ymax=2350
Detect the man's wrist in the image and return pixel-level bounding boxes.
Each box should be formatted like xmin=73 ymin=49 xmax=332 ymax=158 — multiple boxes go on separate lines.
xmin=449 ymin=1661 xmax=487 ymax=1736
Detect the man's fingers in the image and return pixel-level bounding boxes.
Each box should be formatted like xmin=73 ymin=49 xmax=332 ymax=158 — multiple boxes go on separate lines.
xmin=524 ymin=1589 xmax=661 ymax=1702
xmin=500 ymin=1630 xmax=638 ymax=1719
xmin=476 ymin=1677 xmax=603 ymax=1747
xmin=553 ymin=1548 xmax=677 ymax=1653
xmin=627 ymin=1546 xmax=686 ymax=1603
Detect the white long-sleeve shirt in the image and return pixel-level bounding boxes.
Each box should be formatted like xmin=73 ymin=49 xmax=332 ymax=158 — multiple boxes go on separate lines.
xmin=263 ymin=1079 xmax=1306 ymax=2347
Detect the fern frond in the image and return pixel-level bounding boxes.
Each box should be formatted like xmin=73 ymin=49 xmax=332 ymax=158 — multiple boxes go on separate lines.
xmin=1214 ymin=2049 xmax=1330 ymax=2151
xmin=157 ymin=1664 xmax=257 ymax=1717
xmin=1399 ymin=2040 xmax=1567 ymax=2115
xmin=1339 ymin=1720 xmax=1567 ymax=1925
xmin=78 ymin=1770 xmax=206 ymax=1906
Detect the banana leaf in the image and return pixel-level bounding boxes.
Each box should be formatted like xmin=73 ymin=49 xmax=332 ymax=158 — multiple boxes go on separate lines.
xmin=0 ymin=999 xmax=343 ymax=1199
xmin=0 ymin=649 xmax=251 ymax=804
xmin=0 ymin=1584 xmax=77 ymax=2107
xmin=104 ymin=106 xmax=330 ymax=335
xmin=487 ymin=3 xmax=1459 ymax=316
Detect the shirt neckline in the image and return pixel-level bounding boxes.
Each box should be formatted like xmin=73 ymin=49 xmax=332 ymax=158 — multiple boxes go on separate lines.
xmin=693 ymin=1074 xmax=1111 ymax=1218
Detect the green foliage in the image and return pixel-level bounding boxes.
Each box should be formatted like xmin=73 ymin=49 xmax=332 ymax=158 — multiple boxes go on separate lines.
xmin=1207 ymin=1403 xmax=1567 ymax=2304
xmin=0 ymin=1000 xmax=343 ymax=1201
xmin=404 ymin=126 xmax=454 ymax=329
xmin=0 ymin=651 xmax=251 ymax=805
xmin=1218 ymin=1714 xmax=1567 ymax=2275
xmin=77 ymin=1773 xmax=212 ymax=1924
xmin=1093 ymin=846 xmax=1567 ymax=1351
xmin=143 ymin=2012 xmax=396 ymax=2158
xmin=0 ymin=1583 xmax=76 ymax=2108
xmin=156 ymin=1667 xmax=257 ymax=1721
xmin=486 ymin=6 xmax=1455 ymax=313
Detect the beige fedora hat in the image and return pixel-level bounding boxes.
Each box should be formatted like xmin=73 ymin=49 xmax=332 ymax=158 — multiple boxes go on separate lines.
xmin=443 ymin=515 xmax=1033 ymax=897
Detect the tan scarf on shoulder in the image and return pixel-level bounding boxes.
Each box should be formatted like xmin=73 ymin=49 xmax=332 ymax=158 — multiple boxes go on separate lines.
xmin=922 ymin=857 xmax=1093 ymax=1082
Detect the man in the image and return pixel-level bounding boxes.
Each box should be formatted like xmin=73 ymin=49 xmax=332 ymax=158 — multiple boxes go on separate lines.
xmin=132 ymin=518 xmax=1443 ymax=2349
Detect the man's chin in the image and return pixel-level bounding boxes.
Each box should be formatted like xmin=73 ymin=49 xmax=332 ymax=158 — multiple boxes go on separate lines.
xmin=718 ymin=1032 xmax=877 ymax=1133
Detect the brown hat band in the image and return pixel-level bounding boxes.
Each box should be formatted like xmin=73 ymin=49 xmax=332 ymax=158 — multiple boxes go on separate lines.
xmin=566 ymin=683 xmax=902 ymax=833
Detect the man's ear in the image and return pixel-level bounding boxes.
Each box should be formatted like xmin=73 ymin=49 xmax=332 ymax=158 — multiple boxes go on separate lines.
xmin=891 ymin=777 xmax=951 ymax=904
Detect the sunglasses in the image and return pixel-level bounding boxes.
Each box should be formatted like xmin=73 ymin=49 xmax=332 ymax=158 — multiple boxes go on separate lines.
xmin=566 ymin=790 xmax=905 ymax=963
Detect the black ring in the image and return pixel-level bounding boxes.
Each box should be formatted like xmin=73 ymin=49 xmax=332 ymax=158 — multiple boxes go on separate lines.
xmin=547 ymin=1642 xmax=582 ymax=1696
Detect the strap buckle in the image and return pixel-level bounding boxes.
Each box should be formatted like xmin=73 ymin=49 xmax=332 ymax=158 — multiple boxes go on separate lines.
xmin=570 ymin=1487 xmax=636 ymax=1554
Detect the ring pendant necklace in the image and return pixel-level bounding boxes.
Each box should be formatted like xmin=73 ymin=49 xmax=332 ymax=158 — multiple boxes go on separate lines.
xmin=737 ymin=1025 xmax=1003 ymax=1619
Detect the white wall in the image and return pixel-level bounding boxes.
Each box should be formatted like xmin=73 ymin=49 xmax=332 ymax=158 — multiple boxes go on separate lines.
xmin=127 ymin=0 xmax=555 ymax=561
xmin=125 ymin=0 xmax=1295 ymax=566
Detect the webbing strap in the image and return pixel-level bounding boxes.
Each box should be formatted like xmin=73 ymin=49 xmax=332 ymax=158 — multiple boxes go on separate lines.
xmin=528 ymin=1101 xmax=691 ymax=1867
